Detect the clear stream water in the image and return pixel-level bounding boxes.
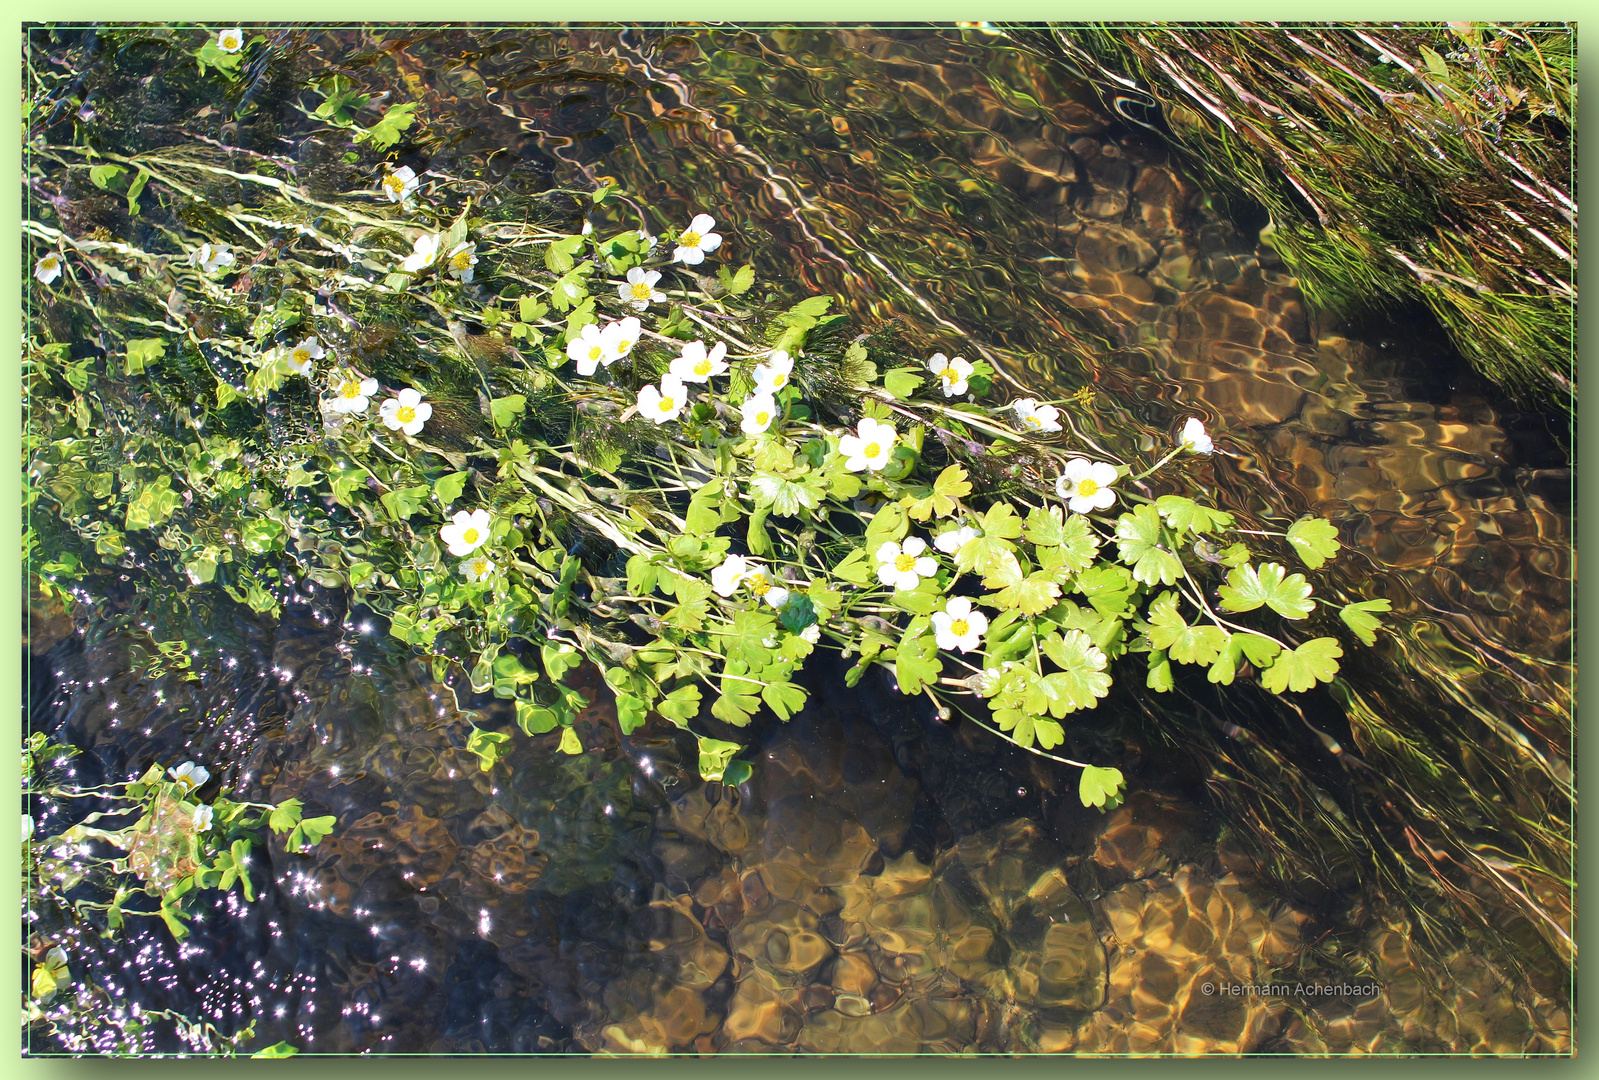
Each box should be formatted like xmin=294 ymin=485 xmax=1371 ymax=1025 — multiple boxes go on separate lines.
xmin=26 ymin=26 xmax=1572 ymax=1054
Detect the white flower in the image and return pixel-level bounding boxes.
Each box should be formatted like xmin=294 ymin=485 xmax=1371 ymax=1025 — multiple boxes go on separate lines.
xmin=1179 ymin=417 xmax=1214 ymax=455
xmin=931 ymin=596 xmax=989 ymax=653
xmin=752 ymin=349 xmax=793 ymax=394
xmin=380 ymin=166 xmax=420 ymax=204
xmin=669 ymin=340 xmax=728 ymax=383
xmin=875 ymin=537 xmax=938 ymax=592
xmin=637 ymin=376 xmax=688 ymax=424
xmin=740 ymin=393 xmax=778 ymax=435
xmin=1055 ymin=458 xmax=1119 ymax=514
xmin=192 ymin=804 xmax=214 ymax=831
xmin=926 ymin=353 xmax=973 ymax=397
xmin=743 ymin=570 xmax=788 ymax=609
xmin=934 ymin=525 xmax=978 ymax=556
xmin=601 ymin=317 xmax=641 ymax=361
xmin=566 ymin=322 xmax=617 ymax=377
xmin=216 ymin=28 xmax=244 ymax=53
xmin=440 ymin=509 xmax=492 ymax=557
xmin=445 ymin=242 xmax=478 ymax=283
xmin=711 ymin=553 xmax=752 ymax=597
xmin=379 ymin=387 xmax=432 ymax=435
xmin=282 ymin=336 xmax=324 ymax=376
xmin=327 ymin=373 xmax=379 ymax=414
xmin=169 ymin=762 xmax=211 ymax=794
xmin=23 ymin=814 xmax=34 ymax=843
xmin=799 ymin=624 xmax=822 ymax=644
xmin=1011 ymin=397 xmax=1061 ymax=433
xmin=459 ymin=554 xmax=497 ymax=582
xmin=618 ymin=267 xmax=665 ymax=311
xmin=33 ymin=253 xmax=62 ymax=285
xmin=672 ymin=213 xmax=723 ymax=265
xmin=192 ymin=244 xmax=235 ymax=275
xmin=837 ymin=417 xmax=897 ymax=472
xmin=401 ymin=233 xmax=441 ymax=273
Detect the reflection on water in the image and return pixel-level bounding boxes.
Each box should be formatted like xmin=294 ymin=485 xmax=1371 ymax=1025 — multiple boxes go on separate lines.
xmin=28 ymin=24 xmax=1570 ymax=1054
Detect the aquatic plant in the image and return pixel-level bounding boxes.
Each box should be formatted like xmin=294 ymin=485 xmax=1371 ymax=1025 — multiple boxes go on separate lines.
xmin=1001 ymin=23 xmax=1576 ymax=416
xmin=22 ymin=733 xmax=316 ymax=1053
xmin=25 ymin=47 xmax=1390 ymax=816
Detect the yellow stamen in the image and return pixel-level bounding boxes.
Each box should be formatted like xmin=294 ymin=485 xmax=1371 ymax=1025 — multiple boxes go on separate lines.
xmin=631 ymin=283 xmax=652 ymax=299
xmin=293 ymin=350 xmax=310 ymax=364
xmin=950 ymin=619 xmax=970 ymax=637
xmin=452 ymin=250 xmax=472 ymax=269
xmin=755 ymin=410 xmax=771 ymax=426
xmin=894 ymin=553 xmax=916 ymax=572
xmin=680 ymin=230 xmax=701 ymax=246
xmin=940 ymin=367 xmax=959 ymax=384
xmin=1077 ymin=478 xmax=1099 ymax=498
xmin=397 ymin=406 xmax=416 ymax=423
xmin=462 ymin=528 xmax=479 ymax=545
xmin=864 ymin=442 xmax=881 ymax=458
xmin=616 ymin=339 xmax=634 ymax=353
xmin=588 ymin=346 xmax=603 ymax=361
xmin=694 ymin=360 xmax=711 ymax=375
xmin=340 ymin=382 xmax=360 ymax=399
xmin=747 ymin=573 xmax=770 ymax=596
xmin=773 ymin=373 xmax=787 ymax=387
xmin=658 ymin=396 xmax=675 ymax=411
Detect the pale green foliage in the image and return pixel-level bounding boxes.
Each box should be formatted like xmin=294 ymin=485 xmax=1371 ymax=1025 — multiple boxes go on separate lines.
xmin=24 ymin=110 xmax=1379 ymax=819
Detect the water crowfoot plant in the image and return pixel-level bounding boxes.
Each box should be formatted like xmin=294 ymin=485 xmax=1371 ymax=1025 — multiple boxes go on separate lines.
xmin=24 ymin=99 xmax=1391 ymax=817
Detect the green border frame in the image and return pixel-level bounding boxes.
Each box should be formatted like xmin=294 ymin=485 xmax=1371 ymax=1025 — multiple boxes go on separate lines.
xmin=9 ymin=8 xmax=1586 ymax=1071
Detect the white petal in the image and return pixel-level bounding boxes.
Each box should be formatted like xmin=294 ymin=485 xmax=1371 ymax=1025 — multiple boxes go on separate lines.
xmin=689 ymin=214 xmax=716 ymax=234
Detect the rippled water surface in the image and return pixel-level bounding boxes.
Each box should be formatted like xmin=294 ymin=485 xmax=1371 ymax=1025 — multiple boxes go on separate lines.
xmin=27 ymin=25 xmax=1572 ymax=1054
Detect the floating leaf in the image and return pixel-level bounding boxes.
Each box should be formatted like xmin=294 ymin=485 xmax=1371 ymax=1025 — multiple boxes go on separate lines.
xmin=1145 ymin=591 xmax=1230 ymax=665
xmin=1339 ymin=598 xmax=1392 ymax=646
xmin=696 ymin=736 xmax=744 ymax=781
xmin=1155 ymin=495 xmax=1235 ymax=535
xmin=1079 ymin=765 xmax=1126 ymax=810
xmin=125 ymin=337 xmax=164 ymax=376
xmin=252 ymin=1043 xmax=300 ymax=1059
xmin=656 ymin=684 xmax=702 ymax=726
xmin=1036 ymin=630 xmax=1112 ymax=713
xmin=1286 ymin=516 xmax=1341 ymax=569
xmin=1207 ymin=632 xmax=1282 ymax=686
xmin=749 ymin=471 xmax=824 ymax=517
xmin=1218 ymin=562 xmax=1315 ymax=619
xmin=988 ymin=572 xmax=1062 ymax=616
xmin=882 ymin=367 xmax=924 ymax=399
xmin=904 ymin=463 xmax=971 ymax=520
xmin=489 ymin=394 xmax=527 ymax=430
xmin=1260 ymin=637 xmax=1343 ymax=693
xmin=1114 ymin=504 xmax=1184 ymax=586
xmin=761 ymin=679 xmax=808 ymax=720
xmin=466 ymin=727 xmax=511 ymax=772
xmin=893 ymin=625 xmax=941 ymax=696
xmin=557 ymin=726 xmax=583 ymax=755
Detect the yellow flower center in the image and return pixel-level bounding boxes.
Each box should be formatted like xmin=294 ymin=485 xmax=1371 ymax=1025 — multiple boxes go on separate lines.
xmin=657 ymin=395 xmax=675 ymax=412
xmin=473 ymin=560 xmax=488 ymax=576
xmin=693 ymin=359 xmax=712 ymax=375
xmin=772 ymin=372 xmax=788 ymax=387
xmin=588 ymin=345 xmax=604 ymax=361
xmin=292 ymin=349 xmax=310 ymax=365
xmin=680 ymin=230 xmax=701 ymax=247
xmin=452 ymin=250 xmax=472 ymax=269
xmin=41 ymin=257 xmax=57 ymax=269
xmin=616 ymin=338 xmax=633 ymax=354
xmin=755 ymin=410 xmax=771 ymax=426
xmin=863 ymin=441 xmax=881 ymax=458
xmin=383 ymin=176 xmax=404 ymax=195
xmin=340 ymin=381 xmax=361 ymax=399
xmin=940 ymin=367 xmax=959 ymax=384
xmin=1077 ymin=478 xmax=1099 ymax=498
xmin=631 ymin=282 xmax=653 ymax=300
xmin=397 ymin=406 xmax=416 ymax=423
xmin=894 ymin=553 xmax=916 ymax=572
xmin=222 ymin=34 xmax=240 ymax=48
xmin=1024 ymin=414 xmax=1042 ymax=429
xmin=747 ymin=573 xmax=770 ymax=596
xmin=950 ymin=619 xmax=970 ymax=637
xmin=462 ymin=528 xmax=480 ymax=545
